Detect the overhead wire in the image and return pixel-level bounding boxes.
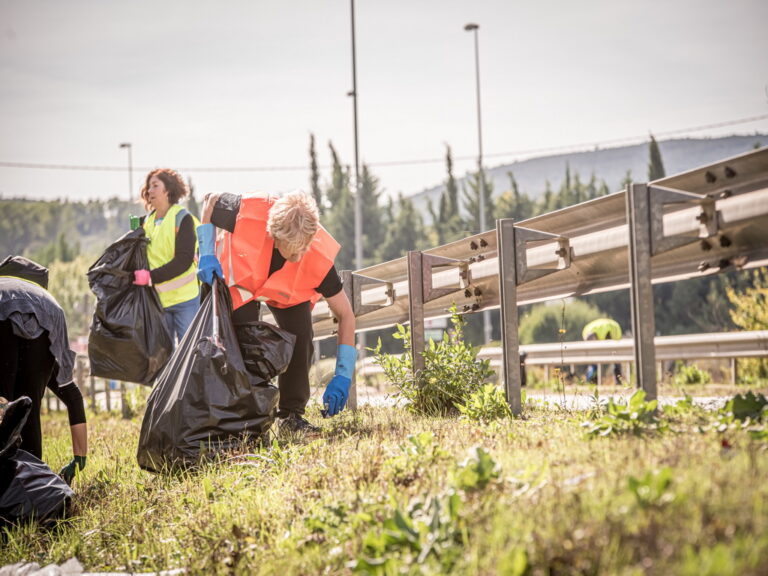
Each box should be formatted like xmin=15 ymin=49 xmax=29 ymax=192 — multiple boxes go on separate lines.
xmin=0 ymin=113 xmax=766 ymax=174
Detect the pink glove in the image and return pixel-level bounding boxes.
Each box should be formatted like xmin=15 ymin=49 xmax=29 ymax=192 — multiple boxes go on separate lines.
xmin=133 ymin=269 xmax=152 ymax=286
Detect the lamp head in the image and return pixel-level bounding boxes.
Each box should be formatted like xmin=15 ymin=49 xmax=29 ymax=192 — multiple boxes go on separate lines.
xmin=119 ymin=142 xmax=131 ymax=149
xmin=464 ymin=23 xmax=479 ymax=31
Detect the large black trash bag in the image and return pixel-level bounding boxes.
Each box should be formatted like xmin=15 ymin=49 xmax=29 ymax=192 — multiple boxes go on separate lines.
xmin=0 ymin=397 xmax=74 ymax=527
xmin=235 ymin=321 xmax=296 ymax=381
xmin=137 ymin=280 xmax=292 ymax=473
xmin=87 ymin=228 xmax=173 ymax=384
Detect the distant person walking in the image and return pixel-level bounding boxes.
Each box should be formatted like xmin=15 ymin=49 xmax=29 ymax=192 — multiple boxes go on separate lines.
xmin=582 ymin=317 xmax=623 ymax=384
xmin=0 ymin=256 xmax=88 ymax=484
xmin=132 ymin=168 xmax=200 ymax=345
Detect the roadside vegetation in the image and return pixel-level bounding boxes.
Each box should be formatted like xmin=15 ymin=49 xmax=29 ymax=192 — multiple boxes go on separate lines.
xmin=3 ymin=392 xmax=767 ymax=575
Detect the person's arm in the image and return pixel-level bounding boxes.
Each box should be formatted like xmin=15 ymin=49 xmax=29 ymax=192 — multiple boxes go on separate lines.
xmin=49 ymin=380 xmax=88 ymax=484
xmin=201 ymin=192 xmax=222 ymax=225
xmin=69 ymin=423 xmax=88 ymax=457
xmin=326 ymin=289 xmax=355 ymax=347
xmin=322 ymin=289 xmax=357 ymax=417
xmin=197 ymin=192 xmax=241 ymax=284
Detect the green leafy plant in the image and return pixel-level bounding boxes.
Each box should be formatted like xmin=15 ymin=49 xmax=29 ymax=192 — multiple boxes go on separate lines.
xmin=582 ymin=389 xmax=664 ymax=437
xmin=721 ymin=391 xmax=768 ymax=422
xmin=384 ymin=432 xmax=448 ymax=486
xmin=353 ymin=493 xmax=465 ymax=574
xmin=372 ymin=306 xmax=494 ymax=416
xmin=627 ymin=467 xmax=676 ymax=508
xmin=451 ymin=447 xmax=501 ymax=492
xmin=673 ymin=363 xmax=712 ymax=386
xmin=457 ymin=383 xmax=512 ymax=423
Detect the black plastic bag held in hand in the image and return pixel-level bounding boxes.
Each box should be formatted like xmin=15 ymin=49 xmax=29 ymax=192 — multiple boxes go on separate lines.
xmin=87 ymin=228 xmax=173 ymax=384
xmin=137 ymin=279 xmax=292 ymax=473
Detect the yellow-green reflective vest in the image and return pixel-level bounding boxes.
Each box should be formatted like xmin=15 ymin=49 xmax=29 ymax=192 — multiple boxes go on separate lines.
xmin=582 ymin=318 xmax=622 ymax=341
xmin=144 ymin=204 xmax=200 ymax=308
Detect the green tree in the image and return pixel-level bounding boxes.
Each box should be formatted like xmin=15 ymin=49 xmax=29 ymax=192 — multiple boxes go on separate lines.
xmin=309 ymin=133 xmax=324 ymax=214
xmin=462 ymin=170 xmax=494 ymax=234
xmin=428 ymin=145 xmax=465 ymax=244
xmin=494 ymin=171 xmax=534 ymax=222
xmin=322 ymin=142 xmax=355 ymax=270
xmin=48 ymin=255 xmax=93 ymax=338
xmin=648 ymin=134 xmax=666 ymax=181
xmin=359 ymin=163 xmax=387 ymax=267
xmin=378 ymin=193 xmax=427 ymax=262
xmin=621 ymin=170 xmax=633 ymax=190
xmin=725 ymin=267 xmax=768 ymax=381
xmin=186 ymin=176 xmax=200 ymax=219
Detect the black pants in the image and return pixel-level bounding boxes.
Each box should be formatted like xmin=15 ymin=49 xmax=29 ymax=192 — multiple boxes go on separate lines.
xmin=234 ymin=300 xmax=314 ymax=418
xmin=267 ymin=302 xmax=315 ymax=418
xmin=0 ymin=320 xmax=56 ymax=459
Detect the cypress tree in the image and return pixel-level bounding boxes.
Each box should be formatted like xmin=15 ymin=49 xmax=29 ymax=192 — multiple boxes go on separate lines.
xmin=648 ymin=134 xmax=666 ymax=181
xmin=309 ymin=133 xmax=323 ymax=214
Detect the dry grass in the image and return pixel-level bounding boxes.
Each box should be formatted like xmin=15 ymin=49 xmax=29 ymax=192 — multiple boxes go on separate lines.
xmin=3 ymin=397 xmax=768 ymax=575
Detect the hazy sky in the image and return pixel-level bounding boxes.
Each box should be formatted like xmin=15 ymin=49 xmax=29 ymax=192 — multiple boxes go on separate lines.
xmin=1 ymin=0 xmax=766 ymax=205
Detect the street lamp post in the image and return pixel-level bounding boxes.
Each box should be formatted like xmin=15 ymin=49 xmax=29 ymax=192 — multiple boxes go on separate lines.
xmin=349 ymin=0 xmax=362 ymax=272
xmin=464 ymin=22 xmax=492 ymax=344
xmin=119 ymin=142 xmax=133 ymax=202
xmin=348 ymin=0 xmax=365 ymax=390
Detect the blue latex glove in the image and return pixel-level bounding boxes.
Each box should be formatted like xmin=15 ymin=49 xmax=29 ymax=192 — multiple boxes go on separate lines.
xmin=322 ymin=344 xmax=357 ymax=417
xmin=197 ymin=255 xmax=222 ymax=285
xmin=196 ymin=224 xmax=222 ymax=284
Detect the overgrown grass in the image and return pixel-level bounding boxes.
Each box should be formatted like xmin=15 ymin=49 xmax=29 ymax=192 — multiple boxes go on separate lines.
xmin=3 ymin=395 xmax=768 ymax=575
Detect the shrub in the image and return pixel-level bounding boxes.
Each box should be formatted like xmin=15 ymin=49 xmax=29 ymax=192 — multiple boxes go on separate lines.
xmin=372 ymin=306 xmax=494 ymax=416
xmin=518 ymin=299 xmax=603 ymax=345
xmin=457 ymin=383 xmax=512 ymax=423
xmin=582 ymin=389 xmax=665 ymax=437
xmin=673 ymin=363 xmax=712 ymax=386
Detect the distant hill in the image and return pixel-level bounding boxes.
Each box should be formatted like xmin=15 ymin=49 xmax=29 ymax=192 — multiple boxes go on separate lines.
xmin=410 ymin=133 xmax=767 ymax=218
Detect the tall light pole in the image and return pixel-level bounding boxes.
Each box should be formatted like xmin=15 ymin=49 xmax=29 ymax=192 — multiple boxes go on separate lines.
xmin=349 ymin=0 xmax=365 ymax=366
xmin=349 ymin=0 xmax=362 ymax=272
xmin=464 ymin=22 xmax=492 ymax=344
xmin=119 ymin=142 xmax=133 ymax=202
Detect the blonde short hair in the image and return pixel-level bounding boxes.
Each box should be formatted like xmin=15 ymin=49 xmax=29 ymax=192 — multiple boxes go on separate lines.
xmin=267 ymin=191 xmax=319 ymax=249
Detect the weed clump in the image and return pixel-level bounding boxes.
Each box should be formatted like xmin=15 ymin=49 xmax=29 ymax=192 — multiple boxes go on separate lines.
xmin=371 ymin=307 xmax=495 ymax=417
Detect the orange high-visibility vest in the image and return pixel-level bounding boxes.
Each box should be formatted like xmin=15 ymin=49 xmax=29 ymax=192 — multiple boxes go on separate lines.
xmin=219 ymin=194 xmax=340 ymax=310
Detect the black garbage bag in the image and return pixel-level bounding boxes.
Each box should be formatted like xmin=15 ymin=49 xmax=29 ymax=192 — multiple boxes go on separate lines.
xmin=137 ymin=280 xmax=292 ymax=473
xmin=235 ymin=321 xmax=296 ymax=381
xmin=0 ymin=397 xmax=74 ymax=527
xmin=87 ymin=228 xmax=173 ymax=384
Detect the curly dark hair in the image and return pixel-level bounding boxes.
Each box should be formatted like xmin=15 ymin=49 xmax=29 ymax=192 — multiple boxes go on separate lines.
xmin=140 ymin=168 xmax=189 ymax=211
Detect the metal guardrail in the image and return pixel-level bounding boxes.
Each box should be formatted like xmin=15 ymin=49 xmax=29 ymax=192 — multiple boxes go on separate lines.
xmin=268 ymin=147 xmax=768 ymax=414
xmin=489 ymin=330 xmax=768 ymax=364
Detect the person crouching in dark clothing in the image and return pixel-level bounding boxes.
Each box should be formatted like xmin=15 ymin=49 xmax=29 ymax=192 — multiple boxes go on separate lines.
xmin=0 ymin=256 xmax=88 ymax=484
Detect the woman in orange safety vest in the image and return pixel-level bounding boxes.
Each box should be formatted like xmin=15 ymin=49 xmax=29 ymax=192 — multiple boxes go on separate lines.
xmin=196 ymin=191 xmax=356 ymax=435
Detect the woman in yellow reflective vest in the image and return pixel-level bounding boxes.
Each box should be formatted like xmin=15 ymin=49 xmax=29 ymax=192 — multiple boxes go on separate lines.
xmin=132 ymin=168 xmax=200 ymax=346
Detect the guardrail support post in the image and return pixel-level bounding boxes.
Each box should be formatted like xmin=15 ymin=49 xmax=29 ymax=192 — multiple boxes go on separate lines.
xmin=497 ymin=218 xmax=523 ymax=415
xmin=627 ymin=183 xmax=658 ymax=400
xmin=407 ymin=251 xmax=426 ymax=375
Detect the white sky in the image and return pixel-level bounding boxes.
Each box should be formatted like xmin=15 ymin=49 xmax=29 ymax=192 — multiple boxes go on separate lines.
xmin=1 ymin=0 xmax=766 ymax=204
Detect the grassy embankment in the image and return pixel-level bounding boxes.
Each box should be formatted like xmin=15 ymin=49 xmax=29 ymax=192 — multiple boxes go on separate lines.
xmin=3 ymin=393 xmax=768 ymax=575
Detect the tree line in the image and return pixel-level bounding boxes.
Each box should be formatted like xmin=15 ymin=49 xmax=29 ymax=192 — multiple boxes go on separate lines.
xmin=0 ymin=135 xmax=763 ymax=345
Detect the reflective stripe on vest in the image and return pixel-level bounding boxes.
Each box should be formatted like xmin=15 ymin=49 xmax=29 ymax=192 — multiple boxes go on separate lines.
xmin=144 ymin=204 xmax=200 ymax=308
xmin=219 ymin=194 xmax=340 ymax=310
